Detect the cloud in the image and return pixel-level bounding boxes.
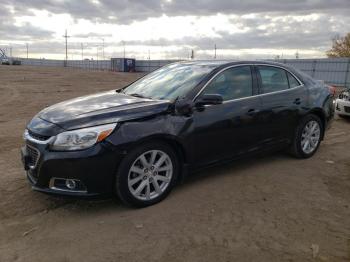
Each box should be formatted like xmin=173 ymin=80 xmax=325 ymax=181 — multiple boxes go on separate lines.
xmin=124 ymin=13 xmax=350 ymax=51
xmin=2 ymin=0 xmax=350 ymax=24
xmin=0 ymin=0 xmax=349 ymax=59
xmin=0 ymin=6 xmax=54 ymax=41
xmin=73 ymin=33 xmax=113 ymax=38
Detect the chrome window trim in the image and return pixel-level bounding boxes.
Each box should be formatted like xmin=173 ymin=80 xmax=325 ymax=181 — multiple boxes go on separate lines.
xmin=193 ymin=63 xmax=304 ymax=103
xmin=252 ymin=85 xmax=304 ymax=98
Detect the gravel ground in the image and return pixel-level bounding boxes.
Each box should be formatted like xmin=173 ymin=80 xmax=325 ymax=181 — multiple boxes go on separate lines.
xmin=0 ymin=65 xmax=349 ymax=262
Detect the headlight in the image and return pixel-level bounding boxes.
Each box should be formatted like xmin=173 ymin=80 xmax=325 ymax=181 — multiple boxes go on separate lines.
xmin=339 ymin=91 xmax=349 ymax=101
xmin=51 ymin=123 xmax=117 ymax=151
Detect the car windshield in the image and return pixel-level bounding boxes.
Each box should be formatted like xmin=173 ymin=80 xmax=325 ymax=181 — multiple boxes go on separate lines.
xmin=122 ymin=63 xmax=215 ymax=101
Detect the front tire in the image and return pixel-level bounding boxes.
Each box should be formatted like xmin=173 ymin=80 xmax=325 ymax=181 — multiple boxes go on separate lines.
xmin=289 ymin=114 xmax=323 ymax=159
xmin=115 ymin=141 xmax=179 ymax=207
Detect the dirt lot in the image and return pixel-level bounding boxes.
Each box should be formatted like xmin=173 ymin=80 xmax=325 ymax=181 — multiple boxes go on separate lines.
xmin=0 ymin=65 xmax=349 ymax=262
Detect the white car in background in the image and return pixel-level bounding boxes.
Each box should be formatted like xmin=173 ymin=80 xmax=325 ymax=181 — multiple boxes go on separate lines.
xmin=335 ymin=88 xmax=350 ymax=117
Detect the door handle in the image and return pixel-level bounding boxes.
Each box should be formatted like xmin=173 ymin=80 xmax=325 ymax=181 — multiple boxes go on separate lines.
xmin=293 ymin=98 xmax=301 ymax=105
xmin=247 ymin=108 xmax=258 ymax=116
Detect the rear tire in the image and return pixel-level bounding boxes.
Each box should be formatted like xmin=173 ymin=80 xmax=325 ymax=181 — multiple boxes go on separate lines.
xmin=115 ymin=141 xmax=179 ymax=207
xmin=289 ymin=114 xmax=323 ymax=159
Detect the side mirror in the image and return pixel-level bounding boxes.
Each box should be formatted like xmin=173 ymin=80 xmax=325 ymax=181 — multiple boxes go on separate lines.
xmin=195 ymin=94 xmax=223 ymax=107
xmin=174 ymin=97 xmax=193 ymax=116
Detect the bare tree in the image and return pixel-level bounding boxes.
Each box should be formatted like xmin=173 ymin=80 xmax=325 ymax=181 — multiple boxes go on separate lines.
xmin=326 ymin=33 xmax=350 ymax=58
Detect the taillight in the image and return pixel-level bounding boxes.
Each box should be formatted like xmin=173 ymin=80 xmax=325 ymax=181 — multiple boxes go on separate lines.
xmin=327 ymin=85 xmax=336 ymax=96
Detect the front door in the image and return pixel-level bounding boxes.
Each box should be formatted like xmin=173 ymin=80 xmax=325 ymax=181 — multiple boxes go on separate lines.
xmin=191 ymin=65 xmax=264 ymax=167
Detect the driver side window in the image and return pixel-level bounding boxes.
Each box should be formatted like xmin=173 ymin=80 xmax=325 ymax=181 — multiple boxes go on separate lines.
xmin=202 ymin=66 xmax=253 ymax=101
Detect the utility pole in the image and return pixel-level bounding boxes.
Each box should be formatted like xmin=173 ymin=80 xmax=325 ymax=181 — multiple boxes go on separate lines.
xmin=96 ymin=46 xmax=99 ymax=70
xmin=101 ymin=38 xmax=105 ymax=60
xmin=214 ymin=44 xmax=217 ymax=59
xmin=81 ymin=43 xmax=84 ymax=60
xmin=190 ymin=49 xmax=194 ymax=60
xmin=63 ymin=29 xmax=70 ymax=67
xmin=123 ymin=41 xmax=126 ymax=58
xmin=26 ymin=43 xmax=28 ymax=59
xmin=148 ymin=49 xmax=151 ymax=72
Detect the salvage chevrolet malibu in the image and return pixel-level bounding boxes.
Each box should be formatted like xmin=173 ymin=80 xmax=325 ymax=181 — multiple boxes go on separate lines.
xmin=21 ymin=61 xmax=335 ymax=207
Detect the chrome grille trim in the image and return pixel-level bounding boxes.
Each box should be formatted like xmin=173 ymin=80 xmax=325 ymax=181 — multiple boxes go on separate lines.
xmin=23 ymin=129 xmax=55 ymax=145
xmin=27 ymin=170 xmax=38 ymax=184
xmin=28 ymin=130 xmax=51 ymax=141
xmin=26 ymin=144 xmax=40 ymax=169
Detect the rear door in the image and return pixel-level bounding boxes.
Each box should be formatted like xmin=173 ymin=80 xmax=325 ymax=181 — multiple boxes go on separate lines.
xmin=255 ymin=65 xmax=307 ymax=145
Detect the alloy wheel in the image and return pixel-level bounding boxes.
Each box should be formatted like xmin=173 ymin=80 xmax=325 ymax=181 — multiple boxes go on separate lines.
xmin=301 ymin=120 xmax=321 ymax=154
xmin=127 ymin=150 xmax=173 ymax=201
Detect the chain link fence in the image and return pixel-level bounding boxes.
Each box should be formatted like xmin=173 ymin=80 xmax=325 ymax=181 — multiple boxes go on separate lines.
xmin=14 ymin=57 xmax=350 ymax=88
xmin=276 ymin=58 xmax=350 ymax=88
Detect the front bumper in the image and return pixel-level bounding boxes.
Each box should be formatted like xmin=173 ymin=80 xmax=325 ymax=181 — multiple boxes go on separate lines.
xmin=21 ymin=140 xmax=124 ymax=198
xmin=335 ymin=98 xmax=350 ymax=116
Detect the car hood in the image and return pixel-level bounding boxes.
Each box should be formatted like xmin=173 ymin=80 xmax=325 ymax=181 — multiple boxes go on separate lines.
xmin=33 ymin=91 xmax=171 ymax=131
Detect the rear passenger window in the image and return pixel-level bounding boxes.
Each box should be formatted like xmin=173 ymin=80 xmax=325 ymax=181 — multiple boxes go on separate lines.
xmin=287 ymin=72 xmax=301 ymax=88
xmin=257 ymin=66 xmax=289 ymax=94
xmin=202 ymin=66 xmax=253 ymax=101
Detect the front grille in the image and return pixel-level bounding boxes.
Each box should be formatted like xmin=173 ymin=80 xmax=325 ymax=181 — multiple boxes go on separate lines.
xmin=26 ymin=144 xmax=40 ymax=169
xmin=345 ymin=106 xmax=350 ymax=113
xmin=28 ymin=130 xmax=51 ymax=141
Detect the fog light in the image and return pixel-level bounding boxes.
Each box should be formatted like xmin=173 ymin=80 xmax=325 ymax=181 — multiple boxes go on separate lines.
xmin=49 ymin=178 xmax=87 ymax=193
xmin=65 ymin=179 xmax=76 ymax=189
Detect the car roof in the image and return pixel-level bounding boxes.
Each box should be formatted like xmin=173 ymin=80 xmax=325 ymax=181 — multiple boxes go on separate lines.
xmin=176 ymin=60 xmax=308 ymax=84
xmin=179 ymin=60 xmax=303 ymax=78
xmin=178 ymin=60 xmax=288 ymax=68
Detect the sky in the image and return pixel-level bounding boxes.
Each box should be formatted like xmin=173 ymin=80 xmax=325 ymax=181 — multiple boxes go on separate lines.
xmin=0 ymin=0 xmax=349 ymax=60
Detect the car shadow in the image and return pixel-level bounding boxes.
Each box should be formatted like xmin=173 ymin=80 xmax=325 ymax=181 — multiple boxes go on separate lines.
xmin=181 ymin=150 xmax=291 ymax=188
xmin=337 ymin=115 xmax=350 ymax=122
xmin=43 ymin=149 xmax=293 ymax=214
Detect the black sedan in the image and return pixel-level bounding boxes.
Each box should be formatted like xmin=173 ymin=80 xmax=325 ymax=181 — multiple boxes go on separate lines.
xmin=21 ymin=61 xmax=335 ymax=207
